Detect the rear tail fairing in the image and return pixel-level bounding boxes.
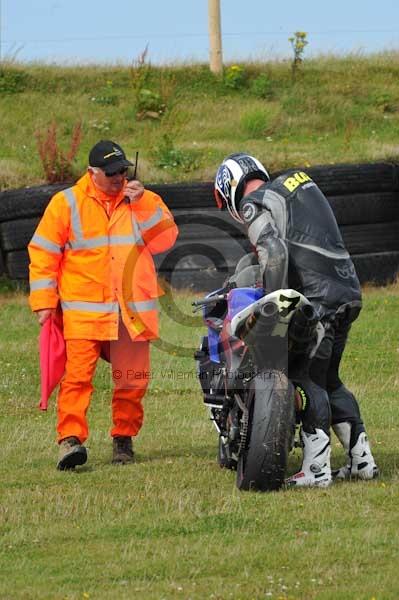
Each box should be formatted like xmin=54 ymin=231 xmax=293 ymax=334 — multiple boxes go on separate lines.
xmin=230 ymin=288 xmax=311 ymax=372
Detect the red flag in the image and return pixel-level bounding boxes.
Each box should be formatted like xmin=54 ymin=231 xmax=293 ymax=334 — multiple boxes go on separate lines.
xmin=38 ymin=314 xmax=66 ymax=411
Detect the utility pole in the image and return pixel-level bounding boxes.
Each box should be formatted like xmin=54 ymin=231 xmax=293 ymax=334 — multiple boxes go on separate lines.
xmin=208 ymin=0 xmax=223 ymax=75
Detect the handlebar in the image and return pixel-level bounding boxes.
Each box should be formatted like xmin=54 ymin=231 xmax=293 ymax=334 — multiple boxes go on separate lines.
xmin=192 ymin=294 xmax=227 ymax=312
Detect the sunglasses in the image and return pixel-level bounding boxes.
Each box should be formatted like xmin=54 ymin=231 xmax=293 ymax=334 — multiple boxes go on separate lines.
xmin=105 ymin=167 xmax=129 ymax=177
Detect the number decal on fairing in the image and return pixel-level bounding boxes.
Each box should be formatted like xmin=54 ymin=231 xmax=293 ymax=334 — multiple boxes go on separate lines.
xmin=278 ymin=294 xmax=300 ymax=317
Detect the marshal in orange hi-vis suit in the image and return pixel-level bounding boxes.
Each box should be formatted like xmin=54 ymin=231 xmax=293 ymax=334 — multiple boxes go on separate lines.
xmin=29 ymin=140 xmax=178 ymax=470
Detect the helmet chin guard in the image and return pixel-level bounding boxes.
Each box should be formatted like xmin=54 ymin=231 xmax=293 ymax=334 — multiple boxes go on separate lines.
xmin=214 ymin=153 xmax=270 ymax=223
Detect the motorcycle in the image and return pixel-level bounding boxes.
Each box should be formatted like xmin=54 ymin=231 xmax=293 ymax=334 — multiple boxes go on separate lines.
xmin=193 ymin=280 xmax=321 ymax=492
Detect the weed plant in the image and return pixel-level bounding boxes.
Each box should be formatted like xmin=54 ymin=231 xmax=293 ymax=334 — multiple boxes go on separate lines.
xmin=250 ymin=73 xmax=274 ymax=99
xmin=35 ymin=121 xmax=82 ymax=183
xmin=0 ymin=65 xmax=30 ymax=93
xmin=153 ymin=134 xmax=203 ymax=172
xmin=240 ymin=108 xmax=269 ymax=138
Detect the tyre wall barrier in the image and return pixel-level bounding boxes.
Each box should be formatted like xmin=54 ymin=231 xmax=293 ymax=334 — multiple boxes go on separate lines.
xmin=0 ymin=161 xmax=398 ymax=290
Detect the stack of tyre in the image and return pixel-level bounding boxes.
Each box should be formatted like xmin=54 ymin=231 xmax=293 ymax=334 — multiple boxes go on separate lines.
xmin=0 ymin=184 xmax=68 ymax=280
xmin=302 ymin=161 xmax=399 ymax=286
xmin=0 ymin=162 xmax=398 ymax=289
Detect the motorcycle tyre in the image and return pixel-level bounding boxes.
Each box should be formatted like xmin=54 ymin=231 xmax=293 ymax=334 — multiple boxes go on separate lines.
xmin=218 ymin=435 xmax=237 ymax=471
xmin=236 ymin=369 xmax=295 ymax=492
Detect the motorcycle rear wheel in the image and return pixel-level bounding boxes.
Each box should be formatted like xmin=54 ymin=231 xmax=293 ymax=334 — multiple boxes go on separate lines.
xmin=236 ymin=369 xmax=295 ymax=492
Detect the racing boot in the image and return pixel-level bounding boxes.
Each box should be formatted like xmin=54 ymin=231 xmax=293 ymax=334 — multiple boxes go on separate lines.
xmin=286 ymin=428 xmax=332 ymax=488
xmin=332 ymin=422 xmax=378 ymax=480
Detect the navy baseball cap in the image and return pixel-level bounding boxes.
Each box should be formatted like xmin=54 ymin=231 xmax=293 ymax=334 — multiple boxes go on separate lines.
xmin=89 ymin=140 xmax=133 ymax=175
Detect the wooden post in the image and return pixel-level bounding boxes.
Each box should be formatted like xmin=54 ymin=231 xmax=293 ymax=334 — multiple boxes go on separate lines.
xmin=208 ymin=0 xmax=223 ymax=75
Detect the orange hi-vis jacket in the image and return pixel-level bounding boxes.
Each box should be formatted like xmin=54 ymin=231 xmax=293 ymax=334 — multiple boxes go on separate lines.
xmin=28 ymin=173 xmax=178 ymax=341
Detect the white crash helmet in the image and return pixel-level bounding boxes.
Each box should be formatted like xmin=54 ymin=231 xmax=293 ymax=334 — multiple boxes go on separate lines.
xmin=214 ymin=153 xmax=270 ymax=223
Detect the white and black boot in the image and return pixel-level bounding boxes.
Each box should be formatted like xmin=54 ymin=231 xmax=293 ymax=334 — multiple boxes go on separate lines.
xmin=333 ymin=423 xmax=379 ymax=480
xmin=286 ymin=428 xmax=332 ymax=488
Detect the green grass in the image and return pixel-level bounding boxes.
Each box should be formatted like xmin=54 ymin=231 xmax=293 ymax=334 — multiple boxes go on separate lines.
xmin=1 ymin=52 xmax=399 ymax=189
xmin=0 ymin=284 xmax=399 ymax=599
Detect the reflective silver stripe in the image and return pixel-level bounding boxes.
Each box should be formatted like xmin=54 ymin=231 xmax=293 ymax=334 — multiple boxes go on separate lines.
xmin=30 ymin=278 xmax=57 ymax=291
xmin=61 ymin=299 xmax=156 ymax=313
xmin=64 ymin=187 xmax=144 ymax=248
xmin=109 ymin=234 xmax=136 ymax=245
xmin=63 ymin=188 xmax=84 ymax=241
xmin=139 ymin=206 xmax=163 ymax=231
xmin=127 ymin=299 xmax=158 ymax=312
xmin=67 ymin=234 xmax=138 ymax=249
xmin=61 ymin=301 xmax=119 ymax=313
xmin=30 ymin=234 xmax=63 ymax=254
xmin=67 ymin=236 xmax=109 ymax=249
xmin=289 ymin=240 xmax=350 ymax=260
xmin=131 ymin=212 xmax=144 ymax=245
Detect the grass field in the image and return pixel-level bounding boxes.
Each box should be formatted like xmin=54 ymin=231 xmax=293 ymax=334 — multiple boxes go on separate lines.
xmin=0 ymin=283 xmax=398 ymax=599
xmin=1 ymin=52 xmax=399 ymax=189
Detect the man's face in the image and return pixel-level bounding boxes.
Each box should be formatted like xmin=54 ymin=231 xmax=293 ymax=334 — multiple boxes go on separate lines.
xmin=90 ymin=167 xmax=127 ymax=195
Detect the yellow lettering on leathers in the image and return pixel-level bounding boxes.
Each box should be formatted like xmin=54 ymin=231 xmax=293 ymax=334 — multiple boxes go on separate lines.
xmin=283 ymin=171 xmax=311 ymax=192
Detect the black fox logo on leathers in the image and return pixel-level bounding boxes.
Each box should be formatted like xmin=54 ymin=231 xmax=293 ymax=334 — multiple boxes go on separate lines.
xmin=334 ymin=264 xmax=356 ymax=279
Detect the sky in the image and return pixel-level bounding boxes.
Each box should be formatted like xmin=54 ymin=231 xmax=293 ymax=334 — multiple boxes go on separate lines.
xmin=1 ymin=0 xmax=399 ymax=65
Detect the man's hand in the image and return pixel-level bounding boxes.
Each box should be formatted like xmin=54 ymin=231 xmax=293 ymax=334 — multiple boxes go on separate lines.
xmin=124 ymin=179 xmax=144 ymax=203
xmin=35 ymin=308 xmax=56 ymax=326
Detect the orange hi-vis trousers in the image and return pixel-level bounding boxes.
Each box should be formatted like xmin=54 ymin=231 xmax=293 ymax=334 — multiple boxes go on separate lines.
xmin=57 ymin=323 xmax=150 ymax=443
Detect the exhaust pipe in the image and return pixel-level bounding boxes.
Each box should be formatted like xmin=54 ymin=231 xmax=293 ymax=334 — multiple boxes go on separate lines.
xmin=239 ymin=301 xmax=279 ymax=339
xmin=289 ymin=303 xmax=318 ymax=348
xmin=259 ymin=301 xmax=279 ymax=319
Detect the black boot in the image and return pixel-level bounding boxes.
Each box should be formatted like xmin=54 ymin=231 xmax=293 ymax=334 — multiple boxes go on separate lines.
xmin=57 ymin=436 xmax=87 ymax=470
xmin=112 ymin=436 xmax=134 ymax=464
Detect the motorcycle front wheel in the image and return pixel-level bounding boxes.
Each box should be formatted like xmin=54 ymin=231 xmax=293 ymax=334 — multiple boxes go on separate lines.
xmin=236 ymin=369 xmax=295 ymax=492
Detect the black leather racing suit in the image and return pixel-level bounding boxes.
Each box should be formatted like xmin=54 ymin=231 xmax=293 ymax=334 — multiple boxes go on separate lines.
xmin=239 ymin=169 xmax=365 ymax=442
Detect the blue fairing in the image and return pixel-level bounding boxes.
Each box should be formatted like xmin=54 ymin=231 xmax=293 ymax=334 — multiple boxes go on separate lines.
xmin=206 ymin=287 xmax=264 ymax=363
xmin=227 ymin=287 xmax=264 ymax=320
xmin=204 ymin=288 xmax=225 ymax=364
xmin=208 ymin=328 xmax=221 ymax=363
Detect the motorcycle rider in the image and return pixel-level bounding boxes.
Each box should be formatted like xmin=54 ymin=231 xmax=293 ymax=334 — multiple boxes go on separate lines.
xmin=214 ymin=153 xmax=379 ymax=487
